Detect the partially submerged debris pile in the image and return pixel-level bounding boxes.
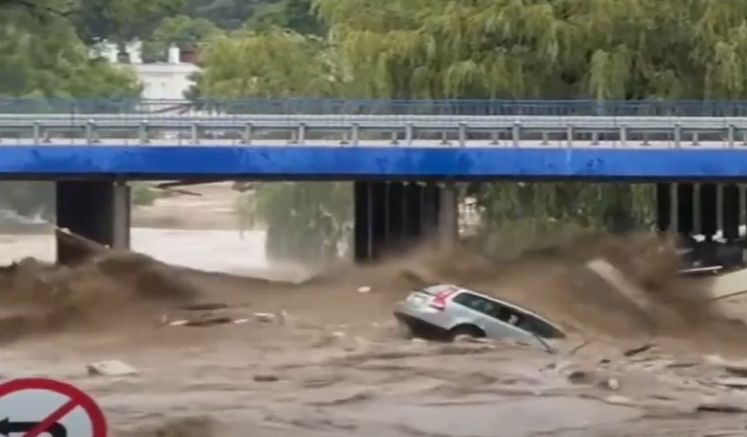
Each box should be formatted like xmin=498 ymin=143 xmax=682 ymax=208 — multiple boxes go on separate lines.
xmin=313 ymin=336 xmax=747 ymax=419
xmin=555 ymin=342 xmax=747 ymax=415
xmin=0 ymin=230 xmax=203 ymax=342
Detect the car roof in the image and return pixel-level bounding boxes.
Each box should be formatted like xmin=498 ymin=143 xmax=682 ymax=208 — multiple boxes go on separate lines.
xmin=434 ymin=283 xmax=563 ymax=331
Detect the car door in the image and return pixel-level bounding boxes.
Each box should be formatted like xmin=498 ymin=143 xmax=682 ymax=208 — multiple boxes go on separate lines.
xmin=449 ymin=292 xmax=501 ymax=331
xmin=452 ymin=292 xmax=548 ymax=347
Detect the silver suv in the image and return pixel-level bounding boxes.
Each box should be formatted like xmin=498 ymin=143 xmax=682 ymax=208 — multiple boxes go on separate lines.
xmin=393 ymin=284 xmax=565 ymax=349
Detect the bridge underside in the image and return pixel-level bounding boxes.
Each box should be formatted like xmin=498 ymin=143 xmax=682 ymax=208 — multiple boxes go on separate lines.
xmin=353 ymin=181 xmax=457 ymax=262
xmin=53 ymin=179 xmax=459 ymax=265
xmin=655 ymin=183 xmax=742 ymax=240
xmin=56 ymin=180 xmax=130 ymax=265
xmin=52 ymin=179 xmax=745 ymax=266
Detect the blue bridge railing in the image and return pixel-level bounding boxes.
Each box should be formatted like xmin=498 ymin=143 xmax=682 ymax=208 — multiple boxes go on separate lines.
xmin=6 ymin=98 xmax=747 ymax=116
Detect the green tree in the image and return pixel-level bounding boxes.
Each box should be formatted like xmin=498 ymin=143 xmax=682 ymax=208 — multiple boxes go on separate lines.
xmin=248 ymin=0 xmax=324 ymax=35
xmin=473 ymin=183 xmax=655 ymax=257
xmin=70 ymin=0 xmax=187 ymax=45
xmin=311 ymin=0 xmax=747 ymax=101
xmin=234 ymin=183 xmax=351 ymax=265
xmin=0 ymin=0 xmax=69 ymax=21
xmin=142 ymin=15 xmax=220 ymax=62
xmin=183 ymin=0 xmax=256 ymax=30
xmin=189 ymin=0 xmax=684 ymax=260
xmin=195 ymin=28 xmax=342 ymax=98
xmin=0 ymin=0 xmax=142 ymax=217
xmin=0 ymin=6 xmax=141 ymax=99
xmin=194 ymin=29 xmax=354 ymax=264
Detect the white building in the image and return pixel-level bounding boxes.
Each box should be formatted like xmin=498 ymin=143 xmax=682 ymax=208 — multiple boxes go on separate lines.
xmin=96 ymin=41 xmax=200 ymax=101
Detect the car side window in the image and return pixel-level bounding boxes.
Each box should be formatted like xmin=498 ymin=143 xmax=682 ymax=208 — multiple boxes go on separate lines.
xmin=454 ymin=293 xmax=564 ymax=339
xmin=456 ymin=293 xmax=526 ymax=324
xmin=453 ymin=293 xmax=500 ymax=317
xmin=492 ymin=300 xmax=564 ymax=338
xmin=451 ymin=292 xmax=476 ymax=308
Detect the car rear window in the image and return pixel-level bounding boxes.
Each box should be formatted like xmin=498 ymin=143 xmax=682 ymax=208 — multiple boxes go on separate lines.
xmin=420 ymin=284 xmax=459 ymax=295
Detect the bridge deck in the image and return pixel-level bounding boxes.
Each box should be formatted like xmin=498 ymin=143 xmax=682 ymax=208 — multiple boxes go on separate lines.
xmin=0 ymin=113 xmax=745 ymax=178
xmin=0 ymin=139 xmax=743 ymax=148
xmin=0 ymin=144 xmax=742 ymax=179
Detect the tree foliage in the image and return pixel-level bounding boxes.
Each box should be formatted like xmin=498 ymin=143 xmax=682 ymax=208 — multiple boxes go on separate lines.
xmin=234 ymin=183 xmax=351 ymax=264
xmin=309 ymin=0 xmax=747 ymax=100
xmin=248 ymin=0 xmax=323 ymax=35
xmin=70 ymin=0 xmax=187 ymax=45
xmin=0 ymin=0 xmax=142 ymax=218
xmin=195 ymin=28 xmax=339 ymax=98
xmin=141 ymin=15 xmax=220 ymax=62
xmin=4 ymin=0 xmax=736 ymax=257
xmin=0 ymin=0 xmax=142 ymax=98
xmin=182 ymin=0 xmax=256 ymax=30
xmin=195 ymin=0 xmax=725 ymax=259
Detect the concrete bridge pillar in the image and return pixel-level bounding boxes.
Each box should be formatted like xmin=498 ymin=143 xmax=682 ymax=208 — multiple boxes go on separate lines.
xmin=655 ymin=183 xmax=695 ymax=236
xmin=438 ymin=181 xmax=459 ymax=248
xmin=676 ymin=183 xmax=695 ymax=236
xmin=656 ymin=182 xmax=742 ymax=242
xmin=722 ymin=184 xmax=741 ymax=242
xmin=655 ymin=183 xmax=672 ymax=232
xmin=354 ymin=181 xmax=452 ymax=262
xmin=56 ymin=180 xmax=131 ymax=265
xmin=699 ymin=183 xmax=718 ymax=240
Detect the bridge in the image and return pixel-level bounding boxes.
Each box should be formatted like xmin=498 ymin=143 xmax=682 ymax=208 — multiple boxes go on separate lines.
xmin=2 ymin=98 xmax=747 ymax=264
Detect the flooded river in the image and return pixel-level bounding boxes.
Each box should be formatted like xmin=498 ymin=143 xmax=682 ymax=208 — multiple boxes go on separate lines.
xmin=0 ymin=228 xmax=743 ymax=437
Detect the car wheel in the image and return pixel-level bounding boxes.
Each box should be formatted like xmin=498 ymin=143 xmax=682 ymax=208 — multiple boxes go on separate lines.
xmin=448 ymin=325 xmax=485 ymax=342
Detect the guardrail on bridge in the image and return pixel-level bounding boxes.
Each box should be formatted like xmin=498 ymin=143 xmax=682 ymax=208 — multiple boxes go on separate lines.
xmin=2 ymin=114 xmax=747 ymax=147
xmin=4 ymin=98 xmax=747 ymax=116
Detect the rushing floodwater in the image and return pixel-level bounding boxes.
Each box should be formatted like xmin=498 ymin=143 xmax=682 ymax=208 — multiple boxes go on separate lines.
xmin=0 ymin=227 xmax=311 ymax=280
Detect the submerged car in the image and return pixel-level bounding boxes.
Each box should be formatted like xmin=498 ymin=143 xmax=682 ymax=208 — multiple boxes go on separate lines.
xmin=678 ymin=240 xmax=745 ymax=276
xmin=393 ymin=284 xmax=565 ymax=350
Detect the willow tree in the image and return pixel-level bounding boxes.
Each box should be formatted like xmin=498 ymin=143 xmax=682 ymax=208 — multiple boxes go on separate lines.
xmin=312 ymin=0 xmax=747 ymax=100
xmin=196 ymin=0 xmax=747 ymax=259
xmin=195 ymin=29 xmax=353 ymax=265
xmin=234 ymin=182 xmax=351 ymax=265
xmin=308 ymin=0 xmax=747 ymax=251
xmin=196 ymin=27 xmax=345 ymax=98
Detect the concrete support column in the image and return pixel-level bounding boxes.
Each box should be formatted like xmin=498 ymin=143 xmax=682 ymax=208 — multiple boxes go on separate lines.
xmin=112 ymin=180 xmax=131 ymax=250
xmin=721 ymin=184 xmax=741 ymax=242
xmin=655 ymin=183 xmax=671 ymax=232
xmin=438 ymin=181 xmax=459 ymax=247
xmin=353 ymin=181 xmax=378 ymax=262
xmin=676 ymin=183 xmax=694 ymax=236
xmin=56 ymin=180 xmax=131 ymax=265
xmin=420 ymin=183 xmax=441 ymax=240
xmin=353 ymin=181 xmax=441 ymax=263
xmin=700 ymin=183 xmax=718 ymax=240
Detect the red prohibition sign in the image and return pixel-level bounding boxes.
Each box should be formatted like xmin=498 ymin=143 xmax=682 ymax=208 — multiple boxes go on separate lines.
xmin=0 ymin=377 xmax=107 ymax=437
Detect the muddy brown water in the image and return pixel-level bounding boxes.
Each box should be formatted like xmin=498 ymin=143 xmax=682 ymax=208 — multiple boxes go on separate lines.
xmin=1 ymin=229 xmax=747 ymax=436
